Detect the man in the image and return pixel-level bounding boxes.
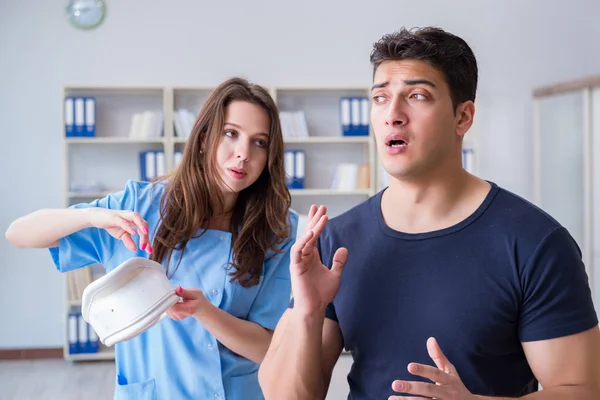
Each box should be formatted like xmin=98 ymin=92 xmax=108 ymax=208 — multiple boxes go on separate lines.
xmin=258 ymin=27 xmax=600 ymax=399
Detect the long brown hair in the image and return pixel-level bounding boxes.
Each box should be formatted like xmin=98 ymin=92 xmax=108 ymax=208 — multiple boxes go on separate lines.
xmin=151 ymin=77 xmax=291 ymax=287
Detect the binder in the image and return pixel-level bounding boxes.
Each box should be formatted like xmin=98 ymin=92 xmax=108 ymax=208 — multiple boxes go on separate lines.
xmin=351 ymin=98 xmax=360 ymax=135
xmin=68 ymin=312 xmax=78 ymax=354
xmin=84 ymin=97 xmax=96 ymax=137
xmin=139 ymin=151 xmax=157 ymax=181
xmin=284 ymin=150 xmax=295 ymax=188
xmin=360 ymin=98 xmax=370 ymax=136
xmin=65 ymin=97 xmax=75 ymax=137
xmin=78 ymin=313 xmax=88 ymax=353
xmin=341 ymin=97 xmax=369 ymax=136
xmin=293 ymin=151 xmax=305 ymax=189
xmin=74 ymin=97 xmax=85 ymax=136
xmin=340 ymin=98 xmax=351 ymax=136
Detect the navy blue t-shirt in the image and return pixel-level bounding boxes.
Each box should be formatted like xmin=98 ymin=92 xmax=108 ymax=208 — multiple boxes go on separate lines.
xmin=317 ymin=182 xmax=598 ymax=398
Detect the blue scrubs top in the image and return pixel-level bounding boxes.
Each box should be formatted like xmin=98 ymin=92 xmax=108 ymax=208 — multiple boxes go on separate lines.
xmin=49 ymin=179 xmax=297 ymax=400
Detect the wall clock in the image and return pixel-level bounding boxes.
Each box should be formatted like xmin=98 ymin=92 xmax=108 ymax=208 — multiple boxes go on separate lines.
xmin=67 ymin=0 xmax=106 ymax=30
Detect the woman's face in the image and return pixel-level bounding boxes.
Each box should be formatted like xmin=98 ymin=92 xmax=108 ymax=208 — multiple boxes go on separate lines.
xmin=215 ymin=100 xmax=270 ymax=195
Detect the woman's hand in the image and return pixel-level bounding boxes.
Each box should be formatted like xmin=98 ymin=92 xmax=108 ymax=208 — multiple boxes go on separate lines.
xmin=167 ymin=286 xmax=211 ymax=320
xmin=87 ymin=208 xmax=151 ymax=253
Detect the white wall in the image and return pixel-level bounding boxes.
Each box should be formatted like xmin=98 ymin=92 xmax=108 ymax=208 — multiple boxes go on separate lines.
xmin=1 ymin=0 xmax=599 ymax=348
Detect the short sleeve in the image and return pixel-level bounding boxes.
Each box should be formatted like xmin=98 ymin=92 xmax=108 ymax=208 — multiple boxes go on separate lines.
xmin=247 ymin=211 xmax=298 ymax=330
xmin=519 ymin=227 xmax=599 ymax=342
xmin=49 ymin=180 xmax=144 ymax=273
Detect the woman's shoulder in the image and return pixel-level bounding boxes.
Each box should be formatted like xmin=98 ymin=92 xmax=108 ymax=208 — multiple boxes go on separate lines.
xmin=119 ymin=179 xmax=167 ymax=214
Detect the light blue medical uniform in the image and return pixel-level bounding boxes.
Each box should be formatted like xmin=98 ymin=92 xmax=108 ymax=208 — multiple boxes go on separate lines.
xmin=49 ymin=179 xmax=298 ymax=400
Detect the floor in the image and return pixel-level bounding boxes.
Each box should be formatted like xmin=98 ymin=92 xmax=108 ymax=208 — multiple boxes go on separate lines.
xmin=0 ymin=354 xmax=353 ymax=399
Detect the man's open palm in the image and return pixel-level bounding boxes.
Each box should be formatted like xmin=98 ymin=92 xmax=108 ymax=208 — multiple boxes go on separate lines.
xmin=290 ymin=205 xmax=348 ymax=316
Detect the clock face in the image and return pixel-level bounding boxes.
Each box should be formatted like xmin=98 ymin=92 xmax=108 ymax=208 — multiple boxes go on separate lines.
xmin=67 ymin=0 xmax=105 ymax=29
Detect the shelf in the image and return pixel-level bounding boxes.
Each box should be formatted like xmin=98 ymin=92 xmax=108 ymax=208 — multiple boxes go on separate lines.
xmin=285 ymin=136 xmax=370 ymax=144
xmin=65 ymin=347 xmax=115 ymax=362
xmin=59 ymin=84 xmax=427 ymax=360
xmin=65 ymin=137 xmax=166 ymax=144
xmin=172 ymin=136 xmax=371 ymax=144
xmin=290 ymin=189 xmax=371 ymax=196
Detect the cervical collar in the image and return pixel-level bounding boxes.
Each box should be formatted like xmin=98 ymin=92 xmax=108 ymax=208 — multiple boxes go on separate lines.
xmin=81 ymin=257 xmax=180 ymax=347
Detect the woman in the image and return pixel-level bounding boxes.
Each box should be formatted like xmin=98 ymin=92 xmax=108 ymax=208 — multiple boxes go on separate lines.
xmin=6 ymin=77 xmax=298 ymax=399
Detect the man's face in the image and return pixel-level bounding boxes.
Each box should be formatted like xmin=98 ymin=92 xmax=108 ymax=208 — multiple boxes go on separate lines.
xmin=370 ymin=59 xmax=465 ymax=181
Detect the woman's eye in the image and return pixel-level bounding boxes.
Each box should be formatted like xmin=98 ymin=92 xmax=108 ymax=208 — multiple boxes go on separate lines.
xmin=255 ymin=139 xmax=268 ymax=147
xmin=224 ymin=130 xmax=236 ymax=137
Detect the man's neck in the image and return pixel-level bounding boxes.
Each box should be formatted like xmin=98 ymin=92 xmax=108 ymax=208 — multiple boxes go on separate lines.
xmin=381 ymin=168 xmax=489 ymax=234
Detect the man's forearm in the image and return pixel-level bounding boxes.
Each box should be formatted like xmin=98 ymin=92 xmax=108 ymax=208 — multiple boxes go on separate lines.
xmin=259 ymin=308 xmax=327 ymax=400
xmin=477 ymin=384 xmax=599 ymax=400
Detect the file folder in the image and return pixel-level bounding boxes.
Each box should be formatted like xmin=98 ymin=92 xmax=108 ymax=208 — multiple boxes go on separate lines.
xmin=84 ymin=97 xmax=96 ymax=137
xmin=65 ymin=97 xmax=75 ymax=137
xmin=341 ymin=97 xmax=369 ymax=136
xmin=68 ymin=312 xmax=78 ymax=354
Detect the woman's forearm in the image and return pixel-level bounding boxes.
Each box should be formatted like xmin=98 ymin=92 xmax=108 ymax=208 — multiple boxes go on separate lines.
xmin=5 ymin=208 xmax=92 ymax=248
xmin=194 ymin=303 xmax=273 ymax=364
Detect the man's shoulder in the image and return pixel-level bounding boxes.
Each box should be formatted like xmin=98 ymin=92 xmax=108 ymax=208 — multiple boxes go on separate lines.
xmin=482 ymin=182 xmax=578 ymax=260
xmin=490 ymin=183 xmax=563 ymax=234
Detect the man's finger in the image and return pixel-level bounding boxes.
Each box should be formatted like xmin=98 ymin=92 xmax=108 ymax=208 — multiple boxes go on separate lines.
xmin=427 ymin=337 xmax=454 ymax=374
xmin=391 ymin=379 xmax=443 ymax=398
xmin=304 ymin=214 xmax=328 ymax=249
xmin=407 ymin=362 xmax=452 ymax=385
xmin=330 ymin=247 xmax=348 ymax=277
xmin=307 ymin=204 xmax=317 ymax=221
xmin=291 ymin=230 xmax=314 ymax=264
xmin=307 ymin=205 xmax=327 ymax=232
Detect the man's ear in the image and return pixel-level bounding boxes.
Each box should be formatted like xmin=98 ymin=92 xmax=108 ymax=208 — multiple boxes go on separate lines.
xmin=455 ymin=101 xmax=475 ymax=138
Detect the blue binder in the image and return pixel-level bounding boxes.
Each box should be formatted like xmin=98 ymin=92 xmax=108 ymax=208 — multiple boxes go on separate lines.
xmin=284 ymin=150 xmax=305 ymax=189
xmin=340 ymin=97 xmax=369 ymax=136
xmin=65 ymin=96 xmax=96 ymax=137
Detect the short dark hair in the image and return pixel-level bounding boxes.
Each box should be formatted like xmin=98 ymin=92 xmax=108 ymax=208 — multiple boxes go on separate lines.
xmin=370 ymin=27 xmax=478 ymax=110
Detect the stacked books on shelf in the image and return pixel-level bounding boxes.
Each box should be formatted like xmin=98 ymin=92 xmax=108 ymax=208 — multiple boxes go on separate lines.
xmin=280 ymin=111 xmax=309 ymax=139
xmin=65 ymin=96 xmax=96 ymax=137
xmin=128 ymin=111 xmax=164 ymax=139
xmin=340 ymin=97 xmax=369 ymax=136
xmin=173 ymin=109 xmax=197 ymax=138
xmin=331 ymin=163 xmax=370 ymax=191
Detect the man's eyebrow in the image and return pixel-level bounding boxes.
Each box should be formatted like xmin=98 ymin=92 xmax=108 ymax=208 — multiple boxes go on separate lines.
xmin=371 ymin=81 xmax=389 ymax=91
xmin=371 ymin=79 xmax=436 ymax=91
xmin=404 ymin=79 xmax=436 ymax=88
